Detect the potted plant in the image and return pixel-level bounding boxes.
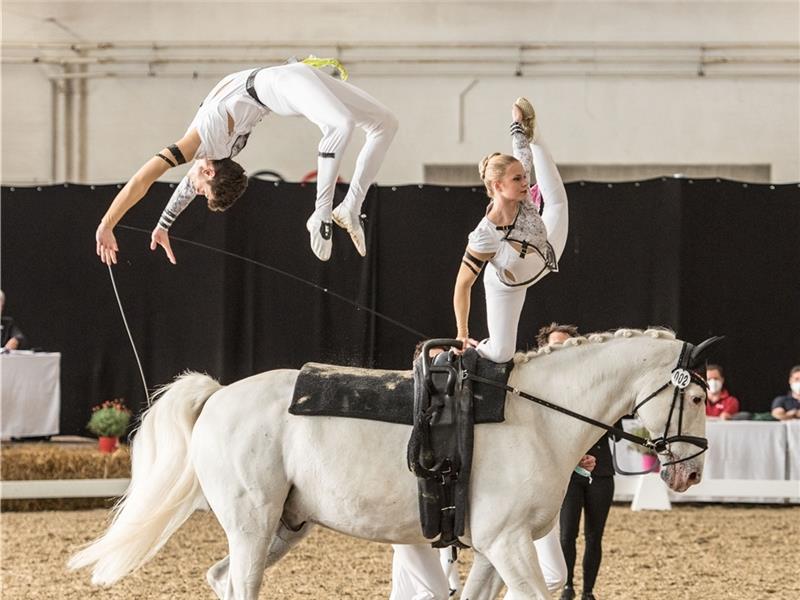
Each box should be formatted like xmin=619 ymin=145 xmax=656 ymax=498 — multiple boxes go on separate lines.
xmin=629 ymin=426 xmax=660 ymax=473
xmin=87 ymin=399 xmax=131 ymax=453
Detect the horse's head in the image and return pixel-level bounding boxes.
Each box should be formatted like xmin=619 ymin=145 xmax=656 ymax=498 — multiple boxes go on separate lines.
xmin=632 ymin=336 xmax=723 ymax=492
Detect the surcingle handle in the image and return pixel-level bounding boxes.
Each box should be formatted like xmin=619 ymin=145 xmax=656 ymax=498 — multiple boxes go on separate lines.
xmin=421 ymin=339 xmax=463 ymax=396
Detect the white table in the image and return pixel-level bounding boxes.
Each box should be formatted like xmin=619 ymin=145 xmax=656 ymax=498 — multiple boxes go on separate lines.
xmin=613 ymin=418 xmax=799 ymax=503
xmin=787 ymin=420 xmax=800 ymax=481
xmin=0 ymin=352 xmax=61 ymax=439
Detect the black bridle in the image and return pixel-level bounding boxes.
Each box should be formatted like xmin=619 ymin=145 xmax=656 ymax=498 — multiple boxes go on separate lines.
xmin=626 ymin=341 xmax=711 ymax=466
xmin=422 ymin=336 xmax=723 ymax=470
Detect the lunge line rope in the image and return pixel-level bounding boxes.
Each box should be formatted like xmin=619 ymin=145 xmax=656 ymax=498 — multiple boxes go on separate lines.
xmin=107 ymin=263 xmax=151 ymax=405
xmin=109 ymin=225 xmax=429 ymax=403
xmin=109 ymin=224 xmax=429 ymax=403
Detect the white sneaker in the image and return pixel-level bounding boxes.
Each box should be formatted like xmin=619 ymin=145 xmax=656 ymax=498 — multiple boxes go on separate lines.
xmin=306 ymin=212 xmax=333 ymax=261
xmin=514 ymin=97 xmax=536 ymax=143
xmin=332 ymin=203 xmax=366 ymax=257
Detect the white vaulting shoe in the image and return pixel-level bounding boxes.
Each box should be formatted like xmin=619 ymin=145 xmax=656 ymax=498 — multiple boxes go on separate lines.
xmin=332 ymin=203 xmax=366 ymax=257
xmin=514 ymin=96 xmax=537 ymax=143
xmin=306 ymin=211 xmax=333 ymax=261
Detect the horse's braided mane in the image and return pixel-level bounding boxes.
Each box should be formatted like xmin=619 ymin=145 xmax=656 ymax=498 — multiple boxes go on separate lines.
xmin=513 ymin=327 xmax=677 ymax=364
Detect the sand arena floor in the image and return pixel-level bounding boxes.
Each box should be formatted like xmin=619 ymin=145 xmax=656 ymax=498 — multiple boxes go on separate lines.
xmin=2 ymin=504 xmax=798 ymax=599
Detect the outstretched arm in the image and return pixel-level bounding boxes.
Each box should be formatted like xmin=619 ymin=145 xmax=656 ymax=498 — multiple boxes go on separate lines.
xmin=453 ymin=247 xmax=493 ymax=349
xmin=95 ymin=130 xmax=200 ymax=265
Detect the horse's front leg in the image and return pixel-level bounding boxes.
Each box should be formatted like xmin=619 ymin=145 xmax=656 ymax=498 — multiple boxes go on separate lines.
xmin=478 ymin=533 xmax=550 ymax=600
xmin=461 ymin=551 xmax=504 ymax=600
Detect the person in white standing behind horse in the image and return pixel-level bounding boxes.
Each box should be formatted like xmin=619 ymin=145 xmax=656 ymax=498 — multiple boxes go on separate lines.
xmin=95 ymin=58 xmax=398 ymax=265
xmin=390 ymin=98 xmax=569 ymax=600
xmin=453 ymin=98 xmax=568 ymax=361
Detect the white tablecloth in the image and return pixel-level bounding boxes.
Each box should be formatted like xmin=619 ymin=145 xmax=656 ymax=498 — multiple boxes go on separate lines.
xmin=701 ymin=420 xmax=788 ymax=481
xmin=0 ymin=352 xmax=61 ymax=439
xmin=787 ymin=420 xmax=800 ymax=481
xmin=613 ymin=418 xmax=799 ymax=502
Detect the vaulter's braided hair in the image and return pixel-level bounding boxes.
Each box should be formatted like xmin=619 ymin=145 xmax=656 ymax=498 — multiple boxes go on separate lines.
xmin=478 ymin=152 xmax=519 ymax=199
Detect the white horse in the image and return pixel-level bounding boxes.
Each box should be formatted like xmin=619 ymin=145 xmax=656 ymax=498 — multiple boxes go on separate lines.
xmin=70 ymin=328 xmax=710 ymax=600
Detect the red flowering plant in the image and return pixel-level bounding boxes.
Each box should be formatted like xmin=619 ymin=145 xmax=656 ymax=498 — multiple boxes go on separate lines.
xmin=87 ymin=399 xmax=132 ymax=438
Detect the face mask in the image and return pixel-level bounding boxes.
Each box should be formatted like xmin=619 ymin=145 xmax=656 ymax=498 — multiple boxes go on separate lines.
xmin=790 ymin=382 xmax=800 ymax=394
xmin=707 ymin=379 xmax=723 ymax=394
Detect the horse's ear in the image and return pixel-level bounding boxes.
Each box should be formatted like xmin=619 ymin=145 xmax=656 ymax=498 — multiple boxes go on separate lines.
xmin=689 ymin=336 xmax=726 ymax=368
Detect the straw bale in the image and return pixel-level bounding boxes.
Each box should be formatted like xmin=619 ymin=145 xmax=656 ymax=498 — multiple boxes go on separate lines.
xmin=1 ymin=442 xmax=131 ymax=480
xmin=1 ymin=442 xmax=131 ymax=511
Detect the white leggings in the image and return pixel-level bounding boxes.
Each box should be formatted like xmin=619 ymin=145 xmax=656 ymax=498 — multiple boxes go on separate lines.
xmin=476 ymin=263 xmax=529 ymax=363
xmin=390 ymin=525 xmax=566 ymax=599
xmin=477 ymin=134 xmax=568 ymax=363
xmin=390 ymin=544 xmax=449 ymax=600
xmin=254 ymin=63 xmax=398 ymax=218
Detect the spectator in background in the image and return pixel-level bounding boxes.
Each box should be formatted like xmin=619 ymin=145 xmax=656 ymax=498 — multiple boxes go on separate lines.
xmin=537 ymin=323 xmax=616 ymax=600
xmin=0 ymin=290 xmax=27 ymax=350
xmin=705 ymin=364 xmax=739 ymax=420
xmin=771 ymin=365 xmax=800 ymax=420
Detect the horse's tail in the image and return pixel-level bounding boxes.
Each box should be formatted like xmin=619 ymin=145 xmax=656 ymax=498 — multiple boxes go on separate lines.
xmin=68 ymin=372 xmax=223 ymax=586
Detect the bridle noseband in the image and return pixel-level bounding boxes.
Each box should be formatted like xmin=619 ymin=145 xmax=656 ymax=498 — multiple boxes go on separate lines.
xmin=630 ymin=341 xmax=710 ymax=467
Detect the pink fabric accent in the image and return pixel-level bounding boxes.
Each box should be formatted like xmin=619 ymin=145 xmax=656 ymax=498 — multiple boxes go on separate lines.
xmin=529 ymin=183 xmax=543 ymax=211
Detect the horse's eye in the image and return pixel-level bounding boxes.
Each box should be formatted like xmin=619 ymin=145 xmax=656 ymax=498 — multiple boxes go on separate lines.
xmin=692 ymin=396 xmax=703 ymax=405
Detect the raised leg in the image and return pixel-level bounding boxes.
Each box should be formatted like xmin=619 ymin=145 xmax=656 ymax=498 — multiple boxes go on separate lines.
xmin=310 ymin=69 xmax=398 ymax=216
xmin=531 ymin=138 xmax=568 ymax=260
xmin=316 ymin=70 xmax=398 ymax=256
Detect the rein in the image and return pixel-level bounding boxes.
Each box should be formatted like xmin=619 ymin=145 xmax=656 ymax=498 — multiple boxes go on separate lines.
xmin=423 ymin=337 xmax=717 ymax=470
xmin=465 ymin=372 xmax=663 ymax=454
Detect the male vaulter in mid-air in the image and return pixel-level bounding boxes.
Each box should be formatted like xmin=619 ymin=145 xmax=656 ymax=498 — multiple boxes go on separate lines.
xmin=95 ymin=58 xmax=398 ymax=264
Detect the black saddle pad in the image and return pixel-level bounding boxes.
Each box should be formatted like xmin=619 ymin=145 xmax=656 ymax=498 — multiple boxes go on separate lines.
xmin=289 ymin=359 xmax=512 ymax=425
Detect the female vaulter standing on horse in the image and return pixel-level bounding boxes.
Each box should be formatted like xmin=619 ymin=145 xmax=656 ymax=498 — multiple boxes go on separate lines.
xmin=95 ymin=58 xmax=398 ymax=265
xmin=389 ymin=99 xmax=572 ymax=600
xmin=454 ymin=98 xmax=568 ymax=363
xmin=455 ymin=97 xmax=570 ymax=593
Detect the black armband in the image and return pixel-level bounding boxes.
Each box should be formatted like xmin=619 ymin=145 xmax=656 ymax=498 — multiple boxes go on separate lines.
xmin=167 ymin=144 xmax=187 ymax=165
xmin=158 ymin=207 xmax=179 ymax=231
xmin=462 ymin=251 xmax=485 ymax=276
xmin=510 ymin=122 xmax=526 ymax=137
xmin=155 ymin=152 xmax=176 ymax=167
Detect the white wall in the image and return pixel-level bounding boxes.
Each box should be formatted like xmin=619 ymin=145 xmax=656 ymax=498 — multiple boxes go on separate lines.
xmin=2 ymin=1 xmax=799 ymax=185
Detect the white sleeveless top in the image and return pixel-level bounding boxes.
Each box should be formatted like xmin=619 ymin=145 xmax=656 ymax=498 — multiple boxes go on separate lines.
xmin=189 ymin=69 xmax=270 ymax=160
xmin=468 ymin=192 xmax=559 ymax=287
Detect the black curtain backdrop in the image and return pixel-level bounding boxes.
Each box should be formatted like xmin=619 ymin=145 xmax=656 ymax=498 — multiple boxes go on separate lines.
xmin=1 ymin=178 xmax=798 ymax=435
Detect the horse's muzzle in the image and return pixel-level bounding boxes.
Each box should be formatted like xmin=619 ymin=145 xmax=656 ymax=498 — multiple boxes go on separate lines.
xmin=660 ymin=457 xmax=703 ymax=492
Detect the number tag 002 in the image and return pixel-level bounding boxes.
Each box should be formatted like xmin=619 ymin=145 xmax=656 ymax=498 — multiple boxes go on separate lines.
xmin=671 ymin=368 xmax=692 ymax=389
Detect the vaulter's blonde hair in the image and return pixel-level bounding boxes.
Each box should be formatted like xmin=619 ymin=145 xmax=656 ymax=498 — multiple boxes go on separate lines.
xmin=478 ymin=152 xmax=519 ymax=199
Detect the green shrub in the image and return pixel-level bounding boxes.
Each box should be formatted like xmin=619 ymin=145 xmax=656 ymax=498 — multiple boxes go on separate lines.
xmin=87 ymin=399 xmax=131 ymax=438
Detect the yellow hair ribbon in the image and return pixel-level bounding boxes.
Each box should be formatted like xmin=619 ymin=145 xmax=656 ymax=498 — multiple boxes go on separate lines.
xmin=301 ymin=55 xmax=349 ymax=81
